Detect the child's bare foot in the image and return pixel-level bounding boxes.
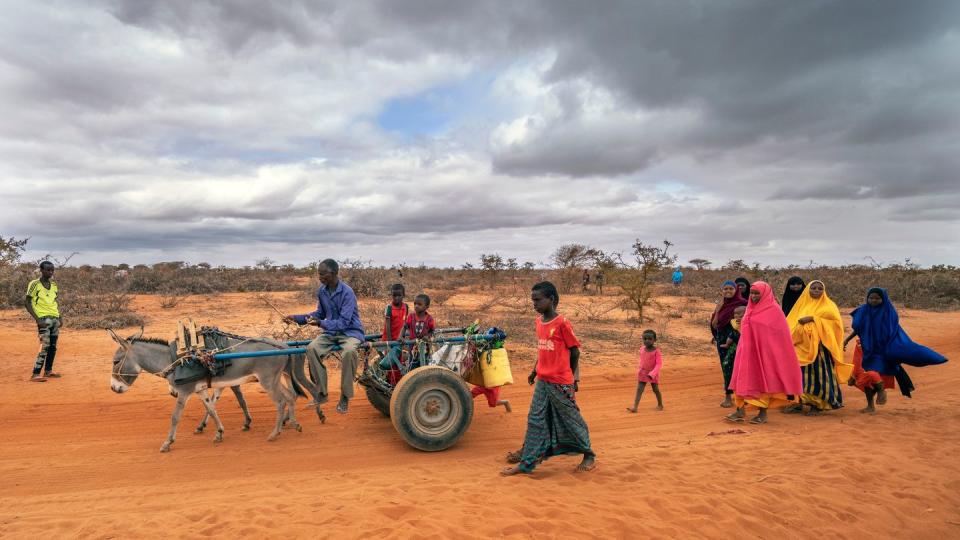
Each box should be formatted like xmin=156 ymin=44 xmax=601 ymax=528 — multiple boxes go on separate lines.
xmin=876 ymin=387 xmax=888 ymax=405
xmin=500 ymin=465 xmax=528 ymax=476
xmin=626 ymin=407 xmax=637 ymax=413
xmin=860 ymin=406 xmax=876 ymax=414
xmin=502 ymin=400 xmax=512 ymax=413
xmin=721 ymin=396 xmax=733 ymax=408
xmin=655 ymin=405 xmax=663 ymax=411
xmin=576 ymin=454 xmax=597 ymax=472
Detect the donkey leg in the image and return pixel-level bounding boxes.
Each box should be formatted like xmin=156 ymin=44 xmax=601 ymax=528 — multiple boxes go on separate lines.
xmin=261 ymin=374 xmax=288 ymax=442
xmin=198 ymin=389 xmax=226 ymax=444
xmin=195 ymin=387 xmax=223 ymax=434
xmin=230 ymin=385 xmax=252 ymax=431
xmin=161 ymin=394 xmax=190 ymax=453
xmin=278 ymin=382 xmax=302 ymax=432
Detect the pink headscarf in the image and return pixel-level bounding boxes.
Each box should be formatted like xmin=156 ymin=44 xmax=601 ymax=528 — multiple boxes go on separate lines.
xmin=728 ymin=281 xmax=803 ymax=399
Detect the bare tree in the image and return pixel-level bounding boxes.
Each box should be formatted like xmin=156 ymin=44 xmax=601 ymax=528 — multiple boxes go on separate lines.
xmin=619 ymin=239 xmax=677 ymax=323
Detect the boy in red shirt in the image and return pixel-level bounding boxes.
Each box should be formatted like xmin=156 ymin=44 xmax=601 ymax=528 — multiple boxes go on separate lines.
xmin=382 ymin=284 xmax=408 ymax=342
xmin=502 ymin=281 xmax=596 ymax=475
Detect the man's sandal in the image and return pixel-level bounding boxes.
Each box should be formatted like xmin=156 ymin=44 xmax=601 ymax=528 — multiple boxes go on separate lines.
xmin=43 ymin=372 xmax=62 ymax=378
xmin=29 ymin=375 xmax=47 ymax=382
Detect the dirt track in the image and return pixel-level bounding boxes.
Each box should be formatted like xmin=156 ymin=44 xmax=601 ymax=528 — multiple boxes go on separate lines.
xmin=1 ymin=293 xmax=958 ymax=538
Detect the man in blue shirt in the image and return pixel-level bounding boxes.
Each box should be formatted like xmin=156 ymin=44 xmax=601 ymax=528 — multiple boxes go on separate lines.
xmin=286 ymin=259 xmax=365 ymax=414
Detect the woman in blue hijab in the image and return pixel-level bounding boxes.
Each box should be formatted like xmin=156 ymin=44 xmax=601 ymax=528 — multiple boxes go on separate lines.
xmin=844 ymin=288 xmax=948 ymax=398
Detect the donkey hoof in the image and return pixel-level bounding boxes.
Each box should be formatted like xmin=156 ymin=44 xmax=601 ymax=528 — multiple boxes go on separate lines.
xmin=194 ymin=427 xmax=204 ymax=434
xmin=267 ymin=433 xmax=280 ymax=442
xmin=242 ymin=425 xmax=251 ymax=432
xmin=292 ymin=423 xmax=303 ymax=432
xmin=160 ymin=443 xmax=172 ymax=453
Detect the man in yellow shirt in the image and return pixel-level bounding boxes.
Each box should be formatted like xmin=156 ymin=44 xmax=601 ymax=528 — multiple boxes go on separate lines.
xmin=25 ymin=261 xmax=62 ymax=382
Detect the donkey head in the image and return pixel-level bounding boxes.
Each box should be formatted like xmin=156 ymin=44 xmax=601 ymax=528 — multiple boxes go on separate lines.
xmin=107 ymin=327 xmax=144 ymax=393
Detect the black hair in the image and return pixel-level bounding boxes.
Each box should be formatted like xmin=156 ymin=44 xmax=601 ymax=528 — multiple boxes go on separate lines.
xmin=531 ymin=281 xmax=560 ymax=307
xmin=390 ymin=283 xmax=405 ymax=293
xmin=39 ymin=260 xmax=54 ymax=270
xmin=642 ymin=329 xmax=657 ymax=340
xmin=318 ymin=259 xmax=339 ymax=274
xmin=415 ymin=293 xmax=431 ymax=307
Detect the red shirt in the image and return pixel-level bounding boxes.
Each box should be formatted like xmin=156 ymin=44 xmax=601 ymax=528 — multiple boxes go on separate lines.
xmin=536 ymin=315 xmax=581 ymax=385
xmin=405 ymin=311 xmax=435 ymax=339
xmin=383 ymin=302 xmax=408 ymax=341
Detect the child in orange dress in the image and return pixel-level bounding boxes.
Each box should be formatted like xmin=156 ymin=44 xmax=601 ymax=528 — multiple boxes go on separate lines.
xmin=627 ymin=329 xmax=663 ymax=412
xmin=847 ymin=340 xmax=889 ymax=414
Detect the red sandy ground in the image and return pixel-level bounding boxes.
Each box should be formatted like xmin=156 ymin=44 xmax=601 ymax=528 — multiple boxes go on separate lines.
xmin=0 ymin=292 xmax=957 ymax=538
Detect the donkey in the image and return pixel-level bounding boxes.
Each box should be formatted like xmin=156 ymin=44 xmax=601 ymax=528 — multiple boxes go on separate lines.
xmin=107 ymin=328 xmax=303 ymax=452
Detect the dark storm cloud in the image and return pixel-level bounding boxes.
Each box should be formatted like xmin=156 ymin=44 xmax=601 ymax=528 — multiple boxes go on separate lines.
xmin=2 ymin=0 xmax=958 ymax=267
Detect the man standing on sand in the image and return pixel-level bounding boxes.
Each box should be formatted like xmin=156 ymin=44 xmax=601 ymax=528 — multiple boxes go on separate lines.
xmin=25 ymin=261 xmax=62 ymax=382
xmin=285 ymin=259 xmax=365 ymax=414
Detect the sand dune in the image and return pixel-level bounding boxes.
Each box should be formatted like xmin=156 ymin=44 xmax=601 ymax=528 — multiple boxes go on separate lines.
xmin=0 ymin=293 xmax=957 ymax=538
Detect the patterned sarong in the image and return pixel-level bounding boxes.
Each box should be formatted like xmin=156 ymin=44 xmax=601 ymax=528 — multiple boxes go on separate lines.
xmin=518 ymin=380 xmax=594 ymax=472
xmin=801 ymin=345 xmax=843 ymax=410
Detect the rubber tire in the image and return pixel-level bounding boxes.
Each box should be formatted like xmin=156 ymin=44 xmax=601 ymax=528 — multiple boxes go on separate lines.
xmin=390 ymin=365 xmax=474 ymax=452
xmin=365 ymin=385 xmax=392 ymax=418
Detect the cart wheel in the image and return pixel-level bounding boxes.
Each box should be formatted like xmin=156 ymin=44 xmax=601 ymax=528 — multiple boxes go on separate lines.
xmin=390 ymin=366 xmax=473 ymax=451
xmin=365 ymin=385 xmax=392 ymax=418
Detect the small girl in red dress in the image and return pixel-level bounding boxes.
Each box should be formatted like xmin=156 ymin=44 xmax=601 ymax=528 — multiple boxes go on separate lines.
xmin=627 ymin=329 xmax=663 ymax=412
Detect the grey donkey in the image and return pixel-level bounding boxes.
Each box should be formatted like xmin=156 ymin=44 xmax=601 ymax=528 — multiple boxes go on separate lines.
xmin=107 ymin=328 xmax=304 ymax=452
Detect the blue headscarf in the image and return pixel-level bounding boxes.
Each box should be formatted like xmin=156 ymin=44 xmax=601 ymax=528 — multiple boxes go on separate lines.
xmin=851 ymin=287 xmax=947 ymax=374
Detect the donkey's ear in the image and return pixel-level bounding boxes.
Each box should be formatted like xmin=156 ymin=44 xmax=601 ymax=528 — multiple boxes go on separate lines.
xmin=131 ymin=325 xmax=145 ymax=341
xmin=106 ymin=328 xmax=127 ymax=347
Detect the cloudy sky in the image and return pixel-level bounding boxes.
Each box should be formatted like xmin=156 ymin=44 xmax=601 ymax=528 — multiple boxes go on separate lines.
xmin=2 ymin=0 xmax=958 ymax=268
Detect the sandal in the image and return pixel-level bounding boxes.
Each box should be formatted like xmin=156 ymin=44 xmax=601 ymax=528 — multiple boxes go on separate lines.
xmin=29 ymin=375 xmax=47 ymax=382
xmin=43 ymin=371 xmax=62 ymax=378
xmin=781 ymin=404 xmax=803 ymax=414
xmin=505 ymin=450 xmax=522 ymax=464
xmin=724 ymin=413 xmax=745 ymax=423
xmin=749 ymin=415 xmax=768 ymax=425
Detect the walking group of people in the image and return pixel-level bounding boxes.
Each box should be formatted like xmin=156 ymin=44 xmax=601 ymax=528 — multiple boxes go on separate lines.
xmin=22 ymin=258 xmax=949 ymax=477
xmin=709 ymin=276 xmax=948 ymax=424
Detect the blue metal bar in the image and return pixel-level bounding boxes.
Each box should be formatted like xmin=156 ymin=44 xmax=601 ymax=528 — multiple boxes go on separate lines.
xmin=215 ymin=332 xmax=504 ymax=361
xmin=284 ymin=327 xmax=466 ymax=347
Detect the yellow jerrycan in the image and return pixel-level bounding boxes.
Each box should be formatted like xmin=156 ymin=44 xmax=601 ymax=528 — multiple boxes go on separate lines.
xmin=480 ymin=348 xmax=514 ymax=387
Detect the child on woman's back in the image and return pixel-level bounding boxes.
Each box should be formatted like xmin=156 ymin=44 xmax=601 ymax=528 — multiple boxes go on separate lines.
xmin=627 ymin=329 xmax=663 ymax=412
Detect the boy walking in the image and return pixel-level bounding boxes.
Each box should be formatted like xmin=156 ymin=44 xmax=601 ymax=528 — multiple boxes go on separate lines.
xmin=25 ymin=261 xmax=62 ymax=382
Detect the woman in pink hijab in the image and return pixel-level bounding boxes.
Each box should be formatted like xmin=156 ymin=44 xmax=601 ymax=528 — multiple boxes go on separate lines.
xmin=725 ymin=281 xmax=803 ymax=424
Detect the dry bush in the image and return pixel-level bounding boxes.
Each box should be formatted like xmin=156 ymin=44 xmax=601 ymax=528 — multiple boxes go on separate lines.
xmin=158 ymin=286 xmax=186 ymax=309
xmin=58 ymin=274 xmax=144 ymax=329
xmin=573 ymin=297 xmax=621 ymax=322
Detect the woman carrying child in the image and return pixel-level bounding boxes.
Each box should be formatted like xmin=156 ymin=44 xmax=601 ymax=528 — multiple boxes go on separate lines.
xmin=784 ymin=280 xmax=852 ymax=415
xmin=843 ymin=288 xmax=948 ymax=411
xmin=726 ymin=281 xmax=803 ymax=425
xmin=502 ymin=281 xmax=596 ymax=475
xmin=627 ymin=329 xmax=664 ymax=412
xmin=710 ymin=281 xmax=748 ymax=408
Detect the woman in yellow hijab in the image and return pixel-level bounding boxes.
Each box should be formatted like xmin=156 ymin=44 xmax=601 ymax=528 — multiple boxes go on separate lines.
xmin=784 ymin=280 xmax=852 ymax=415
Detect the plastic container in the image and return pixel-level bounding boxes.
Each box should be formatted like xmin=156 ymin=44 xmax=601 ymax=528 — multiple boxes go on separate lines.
xmin=480 ymin=348 xmax=513 ymax=387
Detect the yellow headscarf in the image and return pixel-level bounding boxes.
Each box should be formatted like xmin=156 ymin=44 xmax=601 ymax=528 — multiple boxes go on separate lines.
xmin=786 ymin=280 xmax=851 ymax=380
